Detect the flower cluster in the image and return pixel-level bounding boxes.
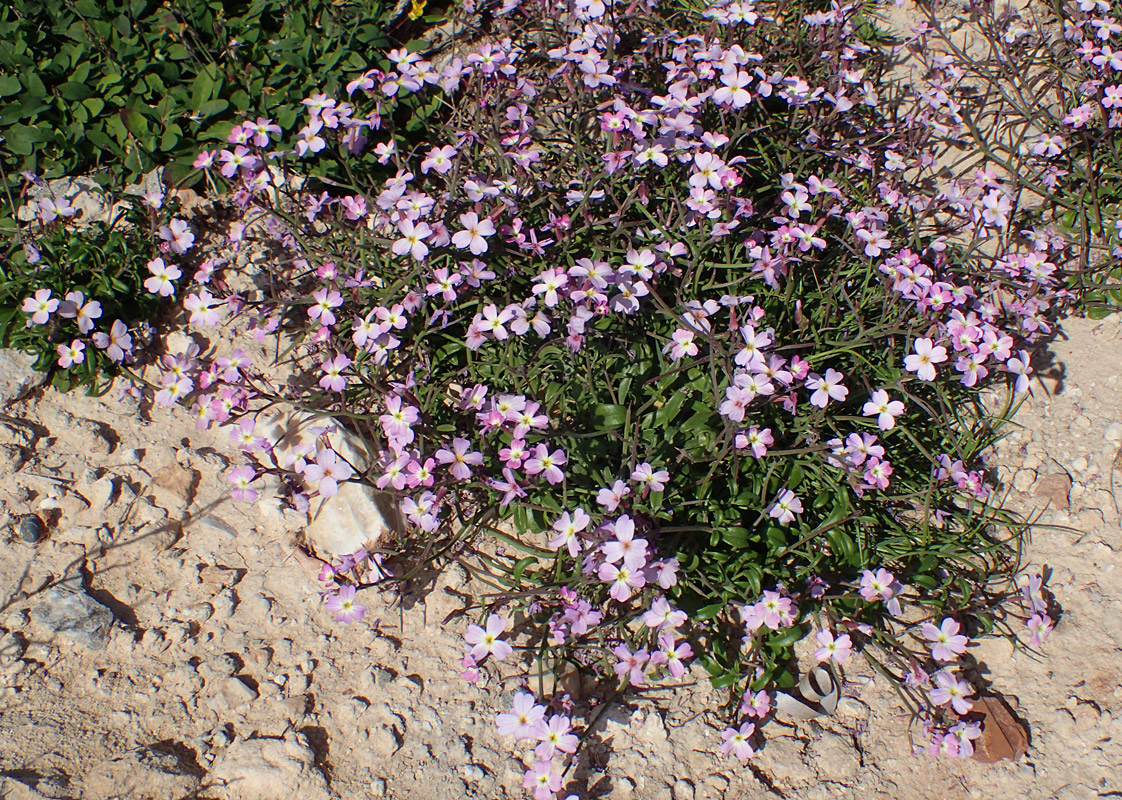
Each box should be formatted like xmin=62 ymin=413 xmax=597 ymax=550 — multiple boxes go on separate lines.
xmin=51 ymin=0 xmax=1077 ymax=792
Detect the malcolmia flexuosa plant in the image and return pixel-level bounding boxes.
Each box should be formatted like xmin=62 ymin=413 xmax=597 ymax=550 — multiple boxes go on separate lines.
xmin=10 ymin=0 xmax=1097 ymax=790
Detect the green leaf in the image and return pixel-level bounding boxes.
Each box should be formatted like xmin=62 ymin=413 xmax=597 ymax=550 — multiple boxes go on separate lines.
xmin=767 ymin=624 xmax=805 ymax=650
xmin=591 ymin=403 xmax=627 ymax=430
xmin=0 ymin=74 xmax=20 ymax=97
xmin=57 ymin=81 xmax=95 ymax=100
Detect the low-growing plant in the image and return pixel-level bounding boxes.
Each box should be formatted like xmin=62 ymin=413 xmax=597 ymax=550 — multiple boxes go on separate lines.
xmin=0 ymin=167 xmax=223 ymax=393
xmin=12 ymin=0 xmax=1079 ymax=791
xmin=0 ymin=0 xmax=404 ymax=193
xmin=897 ymin=0 xmax=1122 ymax=317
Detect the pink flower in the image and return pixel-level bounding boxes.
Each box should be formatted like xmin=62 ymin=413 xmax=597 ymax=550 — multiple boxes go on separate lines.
xmin=1027 ymin=613 xmax=1052 ymax=648
xmin=496 ymin=692 xmax=547 ymax=740
xmin=548 ymin=508 xmax=590 ymax=556
xmin=524 ymin=444 xmax=567 ymax=484
xmin=598 ymin=561 xmax=646 ymax=601
xmin=392 ymin=219 xmax=432 ymax=261
xmin=652 ymin=633 xmax=693 ymax=678
xmin=420 ymin=144 xmax=457 ymax=174
xmin=601 ymin=514 xmax=649 ymax=568
xmin=56 ymin=340 xmax=85 ymax=368
xmin=534 ymin=715 xmax=579 ymax=759
xmin=921 ymin=617 xmax=969 ymax=662
xmin=631 ymin=462 xmax=669 ymax=492
xmin=665 ymin=328 xmax=699 ymax=360
xmin=158 ymin=219 xmax=195 ymax=254
xmin=303 ymin=448 xmax=354 ymax=497
xmin=309 ymin=288 xmax=344 ymax=327
xmin=739 ymin=689 xmax=771 ymax=719
xmin=435 ymin=437 xmax=484 ymax=481
xmin=806 ymin=368 xmax=848 ymax=408
xmin=596 ymin=479 xmax=630 ymax=511
xmin=904 ymin=337 xmax=948 ymax=381
xmin=642 ymin=597 xmax=687 ymax=630
xmin=768 ymin=489 xmax=803 ymax=524
xmin=814 ymin=630 xmax=853 ymax=664
xmin=862 ymin=389 xmax=905 ymax=430
xmin=464 ymin=613 xmax=514 ymax=662
xmin=522 ymin=760 xmax=563 ymax=800
xmin=451 ymin=212 xmax=495 ymax=255
xmin=324 ymin=585 xmax=366 ymax=624
xmin=143 ymin=257 xmax=182 ymax=297
xmin=227 ymin=465 xmax=259 ymax=502
xmin=929 ymin=669 xmax=974 ymax=714
xmin=21 ymin=288 xmax=59 ymax=324
xmin=736 ymin=426 xmax=773 ymax=458
xmin=318 ymin=354 xmax=352 ymax=392
xmin=719 ymin=721 xmax=756 ymax=762
xmin=184 ymin=291 xmax=222 ymax=326
xmin=612 ymin=644 xmax=650 ymax=686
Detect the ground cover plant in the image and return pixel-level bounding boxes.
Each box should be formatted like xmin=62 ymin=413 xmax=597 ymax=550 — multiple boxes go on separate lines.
xmin=5 ymin=0 xmax=1114 ymax=794
xmin=0 ymin=0 xmax=403 ymax=192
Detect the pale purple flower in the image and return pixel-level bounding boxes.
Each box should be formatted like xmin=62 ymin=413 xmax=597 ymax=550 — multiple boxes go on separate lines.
xmin=548 ymin=508 xmax=591 ymax=556
xmin=814 ymin=630 xmax=852 ymax=664
xmin=719 ymin=721 xmax=756 ymax=762
xmin=904 ymin=337 xmax=948 ymax=381
xmin=921 ymin=617 xmax=969 ymax=662
xmin=631 ymin=462 xmax=669 ymax=492
xmin=159 ymin=218 xmax=195 ymax=253
xmin=21 ymin=288 xmax=59 ymax=324
xmin=464 ymin=613 xmax=514 ymax=662
xmin=90 ymin=319 xmax=132 ymax=362
xmin=496 ymin=692 xmax=547 ymax=740
xmin=929 ymin=669 xmax=974 ymax=714
xmin=325 ymin=584 xmax=366 ymax=624
xmin=436 ymin=437 xmax=484 ymax=481
xmin=58 ymin=291 xmax=102 ymax=333
xmin=768 ymin=489 xmax=803 ymax=524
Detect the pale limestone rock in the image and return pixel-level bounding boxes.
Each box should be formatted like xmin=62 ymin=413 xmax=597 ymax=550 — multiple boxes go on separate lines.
xmin=260 ymin=409 xmax=397 ymax=558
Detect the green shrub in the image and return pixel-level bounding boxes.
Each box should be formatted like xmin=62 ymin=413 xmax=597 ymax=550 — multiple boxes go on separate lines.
xmin=0 ymin=0 xmax=399 ymax=193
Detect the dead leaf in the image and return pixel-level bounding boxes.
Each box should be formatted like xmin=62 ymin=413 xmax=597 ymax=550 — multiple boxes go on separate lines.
xmin=972 ymin=695 xmax=1030 ymax=763
xmin=1034 ymin=472 xmax=1071 ymax=510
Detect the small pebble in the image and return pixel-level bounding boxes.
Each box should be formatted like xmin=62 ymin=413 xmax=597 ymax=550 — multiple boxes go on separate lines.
xmin=19 ymin=514 xmax=44 ymax=543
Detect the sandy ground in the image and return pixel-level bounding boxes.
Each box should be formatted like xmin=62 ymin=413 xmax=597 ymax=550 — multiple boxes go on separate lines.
xmin=0 ymin=308 xmax=1119 ymax=800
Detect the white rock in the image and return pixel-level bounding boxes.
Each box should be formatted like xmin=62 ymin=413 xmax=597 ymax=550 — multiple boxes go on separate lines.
xmin=207 ymin=734 xmax=330 ymax=800
xmin=261 ymin=410 xmax=397 ymax=558
xmin=1012 ymin=469 xmax=1036 ymax=492
xmin=0 ymin=349 xmax=40 ymax=406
